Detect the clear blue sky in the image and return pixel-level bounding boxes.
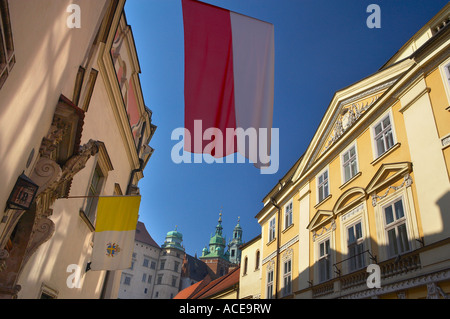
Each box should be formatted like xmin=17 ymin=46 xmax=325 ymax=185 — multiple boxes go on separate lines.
xmin=124 ymin=0 xmax=448 ymax=257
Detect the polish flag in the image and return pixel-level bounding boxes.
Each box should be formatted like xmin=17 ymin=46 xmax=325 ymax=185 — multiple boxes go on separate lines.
xmin=182 ymin=0 xmax=275 ymax=163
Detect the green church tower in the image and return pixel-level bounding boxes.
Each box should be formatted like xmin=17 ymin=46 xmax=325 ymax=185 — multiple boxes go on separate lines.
xmin=200 ymin=213 xmax=233 ymax=276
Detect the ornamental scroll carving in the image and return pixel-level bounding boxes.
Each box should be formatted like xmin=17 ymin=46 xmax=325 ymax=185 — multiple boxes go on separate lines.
xmin=324 ymin=97 xmax=379 ymax=152
xmin=371 ymin=174 xmax=413 ymax=207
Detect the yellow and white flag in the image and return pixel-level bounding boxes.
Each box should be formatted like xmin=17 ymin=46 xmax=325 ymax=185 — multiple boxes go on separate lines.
xmin=90 ymin=196 xmax=141 ymax=271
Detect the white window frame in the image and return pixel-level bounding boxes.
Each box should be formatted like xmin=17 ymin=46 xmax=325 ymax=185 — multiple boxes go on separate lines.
xmin=346 ymin=221 xmax=366 ymax=272
xmin=439 ymin=58 xmax=450 ymax=103
xmin=382 ymin=197 xmax=411 ymax=258
xmin=268 ymin=217 xmax=276 ymax=242
xmin=316 ymin=167 xmax=330 ymax=204
xmin=284 ymin=201 xmax=293 ymax=229
xmin=316 ymin=237 xmax=332 ymax=283
xmin=370 ymin=109 xmax=397 ymax=159
xmin=340 ymin=142 xmax=359 ymax=184
xmin=266 ymin=268 xmax=274 ymax=299
xmin=373 ymin=187 xmax=420 ymax=262
xmin=282 ymin=258 xmax=292 ymax=296
xmin=339 ymin=203 xmax=371 ymax=275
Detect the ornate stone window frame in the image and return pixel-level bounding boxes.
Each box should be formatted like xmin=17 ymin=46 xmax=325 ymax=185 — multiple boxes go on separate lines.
xmin=79 ymin=142 xmax=113 ymax=231
xmin=338 ymin=202 xmax=371 ymax=275
xmin=438 ymin=57 xmax=450 ymax=104
xmin=369 ymin=108 xmax=398 ymax=161
xmin=373 ymin=184 xmax=420 ymax=262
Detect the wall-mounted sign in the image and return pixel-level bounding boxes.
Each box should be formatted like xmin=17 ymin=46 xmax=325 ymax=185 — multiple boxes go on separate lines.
xmin=7 ymin=173 xmax=39 ymax=210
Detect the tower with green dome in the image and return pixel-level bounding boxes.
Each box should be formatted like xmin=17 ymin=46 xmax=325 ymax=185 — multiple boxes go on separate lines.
xmin=228 ymin=217 xmax=243 ymax=265
xmin=200 ymin=213 xmax=243 ymax=277
xmin=161 ymin=226 xmax=185 ymax=252
xmin=155 ymin=226 xmax=185 ymax=299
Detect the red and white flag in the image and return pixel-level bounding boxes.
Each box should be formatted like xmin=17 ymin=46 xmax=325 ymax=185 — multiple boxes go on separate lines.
xmin=182 ymin=0 xmax=275 ymax=163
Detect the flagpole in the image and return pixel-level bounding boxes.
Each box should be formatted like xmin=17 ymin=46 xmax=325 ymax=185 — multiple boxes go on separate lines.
xmin=61 ymin=195 xmax=140 ymax=199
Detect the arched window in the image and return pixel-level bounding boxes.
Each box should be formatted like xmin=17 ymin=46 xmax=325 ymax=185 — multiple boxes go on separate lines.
xmin=255 ymin=250 xmax=260 ymax=270
xmin=243 ymin=256 xmax=248 ymax=275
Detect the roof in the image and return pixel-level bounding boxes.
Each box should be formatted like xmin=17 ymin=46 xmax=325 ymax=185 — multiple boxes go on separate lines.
xmin=174 ymin=267 xmax=240 ymax=299
xmin=183 ymin=254 xmax=211 ymax=282
xmin=135 ymin=221 xmax=160 ymax=248
xmin=173 ymin=280 xmax=204 ymax=299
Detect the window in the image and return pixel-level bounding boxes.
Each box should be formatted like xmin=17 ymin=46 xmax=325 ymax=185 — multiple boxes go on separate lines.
xmin=342 ymin=145 xmax=358 ymax=183
xmin=85 ymin=165 xmax=104 ymax=225
xmin=443 ymin=61 xmax=450 ymax=88
xmin=157 ymin=274 xmax=163 ymax=285
xmin=373 ymin=114 xmax=395 ymax=157
xmin=284 ymin=202 xmax=293 ymax=229
xmin=150 ymin=261 xmax=156 ymax=269
xmin=174 ymin=261 xmax=180 ymax=272
xmin=255 ymin=250 xmax=260 ymax=270
xmin=147 ymin=275 xmax=152 ymax=284
xmin=172 ymin=276 xmax=178 ymax=287
xmin=318 ymin=239 xmax=331 ymax=283
xmin=283 ymin=259 xmax=292 ymax=296
xmin=384 ymin=198 xmax=410 ymax=257
xmin=122 ymin=275 xmax=131 ymax=286
xmin=142 ymin=273 xmax=147 ymax=283
xmin=347 ymin=222 xmax=365 ymax=272
xmin=143 ymin=258 xmax=149 ymax=267
xmin=243 ymin=256 xmax=248 ymax=275
xmin=317 ymin=169 xmax=329 ymax=203
xmin=0 ymin=0 xmax=15 ymax=90
xmin=160 ymin=260 xmax=165 ymax=270
xmin=268 ymin=218 xmax=276 ymax=242
xmin=267 ymin=269 xmax=274 ymax=299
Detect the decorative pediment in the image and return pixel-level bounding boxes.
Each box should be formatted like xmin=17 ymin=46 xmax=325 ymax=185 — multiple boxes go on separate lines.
xmin=366 ymin=162 xmax=413 ymax=207
xmin=333 ymin=187 xmax=367 ymax=216
xmin=307 ymin=210 xmax=334 ymax=232
xmin=366 ymin=162 xmax=412 ymax=195
xmin=318 ymin=94 xmax=382 ymax=156
xmin=292 ymin=78 xmax=396 ymax=183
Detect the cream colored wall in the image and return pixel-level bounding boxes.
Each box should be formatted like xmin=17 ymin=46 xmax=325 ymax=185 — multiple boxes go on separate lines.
xmin=0 ymin=0 xmax=108 ymax=220
xmin=7 ymin=1 xmax=153 ymax=299
xmin=239 ymin=237 xmax=261 ymax=299
xmin=401 ymin=78 xmax=450 ymax=246
xmin=16 ymin=38 xmax=138 ymax=298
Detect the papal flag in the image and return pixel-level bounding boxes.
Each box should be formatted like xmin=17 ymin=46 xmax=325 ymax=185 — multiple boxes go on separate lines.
xmin=90 ymin=196 xmax=141 ymax=271
xmin=182 ymin=0 xmax=275 ymax=163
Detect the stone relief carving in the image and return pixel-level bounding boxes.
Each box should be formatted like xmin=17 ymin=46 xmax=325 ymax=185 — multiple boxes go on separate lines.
xmin=324 ymin=97 xmax=379 ymax=152
xmin=371 ymin=174 xmax=413 ymax=207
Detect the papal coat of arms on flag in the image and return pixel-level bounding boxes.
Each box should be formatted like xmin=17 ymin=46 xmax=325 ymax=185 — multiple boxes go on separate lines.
xmin=106 ymin=242 xmax=121 ymax=257
xmin=90 ymin=196 xmax=141 ymax=271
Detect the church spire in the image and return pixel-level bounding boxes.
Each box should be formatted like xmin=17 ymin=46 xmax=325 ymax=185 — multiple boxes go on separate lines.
xmin=215 ymin=212 xmax=223 ymax=236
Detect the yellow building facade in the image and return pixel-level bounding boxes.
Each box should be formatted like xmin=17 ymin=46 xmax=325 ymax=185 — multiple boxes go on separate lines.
xmin=254 ymin=4 xmax=450 ymax=299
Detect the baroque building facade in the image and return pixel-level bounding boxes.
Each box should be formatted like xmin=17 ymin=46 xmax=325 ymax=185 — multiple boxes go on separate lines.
xmin=249 ymin=3 xmax=450 ymax=299
xmin=0 ymin=0 xmax=156 ymax=298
